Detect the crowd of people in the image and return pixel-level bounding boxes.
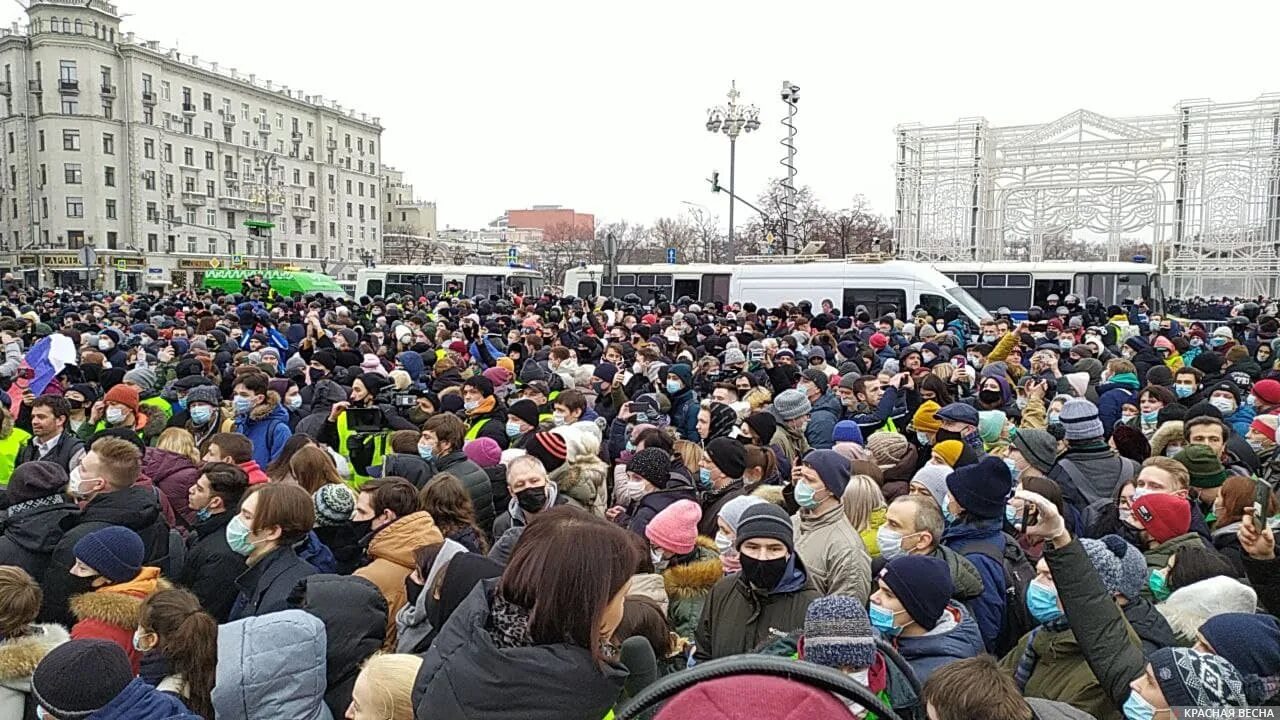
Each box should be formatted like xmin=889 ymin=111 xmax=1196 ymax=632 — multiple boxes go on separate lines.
xmin=0 ymin=280 xmax=1274 ymax=719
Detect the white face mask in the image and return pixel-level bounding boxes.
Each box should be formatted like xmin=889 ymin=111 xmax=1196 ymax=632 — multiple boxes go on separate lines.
xmin=1208 ymin=396 xmax=1236 ymax=414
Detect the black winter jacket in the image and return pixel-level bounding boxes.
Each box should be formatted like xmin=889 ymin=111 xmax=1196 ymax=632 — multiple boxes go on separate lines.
xmin=291 ymin=573 xmax=387 ymax=719
xmin=436 ymin=451 xmax=495 ymax=535
xmin=227 ymin=545 xmax=318 ymax=621
xmin=0 ymin=498 xmax=78 ymax=583
xmin=179 ymin=511 xmax=246 ymax=622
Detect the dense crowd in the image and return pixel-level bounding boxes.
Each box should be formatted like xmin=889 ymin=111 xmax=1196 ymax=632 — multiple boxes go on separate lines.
xmin=0 ymin=280 xmax=1274 ymax=720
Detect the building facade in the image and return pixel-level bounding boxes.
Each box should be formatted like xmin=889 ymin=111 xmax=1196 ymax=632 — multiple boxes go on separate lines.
xmin=503 ymin=205 xmax=593 ymax=240
xmin=381 ymin=165 xmax=436 ymax=240
xmin=0 ymin=0 xmax=384 ymax=290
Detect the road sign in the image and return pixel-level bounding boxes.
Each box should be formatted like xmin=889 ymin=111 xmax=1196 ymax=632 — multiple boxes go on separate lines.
xmin=508 ymin=246 xmax=518 ymax=266
xmin=231 ymin=255 xmax=243 ymax=266
xmin=209 ymin=258 xmax=221 ymax=268
xmin=667 ymin=248 xmax=676 ymax=264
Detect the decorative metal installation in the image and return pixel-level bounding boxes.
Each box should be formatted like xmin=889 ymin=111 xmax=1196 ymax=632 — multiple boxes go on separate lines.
xmin=895 ymin=95 xmax=1280 ymax=297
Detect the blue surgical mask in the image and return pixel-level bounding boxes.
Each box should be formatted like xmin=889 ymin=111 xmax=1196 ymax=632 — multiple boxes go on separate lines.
xmin=131 ymin=627 xmax=152 ymax=653
xmin=1047 ymin=412 xmax=1060 ymax=425
xmin=1174 ymin=384 xmax=1194 ymax=399
xmin=506 ymin=421 xmax=522 ymax=438
xmin=287 ymin=395 xmax=302 ymax=410
xmin=1059 ymin=338 xmax=1073 ymax=349
xmin=1121 ymin=690 xmax=1162 ymax=720
xmin=233 ymin=395 xmax=252 ymax=415
xmin=418 ymin=444 xmax=434 ymax=461
xmin=941 ymin=495 xmax=957 ymax=524
xmin=1210 ymin=336 xmax=1227 ymax=348
xmin=194 ymin=506 xmax=212 ymax=523
xmin=225 ymin=515 xmax=257 ymax=556
xmin=105 ymin=406 xmax=126 ymax=425
xmin=916 ymin=431 xmax=932 ymax=446
xmin=794 ymin=481 xmax=820 ymax=509
xmin=665 ymin=379 xmax=682 ymax=395
xmin=697 ymin=468 xmax=713 ymax=490
xmin=175 ymin=398 xmax=188 ymax=413
xmin=464 ymin=399 xmax=480 ymax=411
xmin=1004 ymin=457 xmax=1021 ymax=481
xmin=1005 ymin=503 xmax=1020 ymax=528
xmin=868 ymin=602 xmax=903 ymax=636
xmin=1140 ymin=410 xmax=1158 ymax=424
xmin=1026 ymin=579 xmax=1063 ymax=624
xmin=190 ymin=405 xmax=213 ymax=426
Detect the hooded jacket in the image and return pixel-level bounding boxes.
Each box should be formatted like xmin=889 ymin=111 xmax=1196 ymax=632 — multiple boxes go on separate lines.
xmin=213 ymin=609 xmax=333 ymax=720
xmin=435 ymin=450 xmax=495 ymax=535
xmin=1121 ymin=596 xmax=1177 ymax=657
xmin=1048 ymin=443 xmax=1136 ymax=514
xmin=693 ymin=555 xmax=821 ymax=661
xmin=0 ymin=497 xmax=78 ymax=583
xmin=664 ymin=364 xmax=700 ymax=442
xmin=805 ymin=390 xmax=843 ymax=450
xmin=1156 ymin=575 xmax=1258 ymax=645
xmin=396 ymin=539 xmax=469 ymax=653
xmin=1000 ymin=619 xmax=1140 ymax=720
xmin=1095 ymin=380 xmax=1139 ymax=440
xmin=88 ymin=676 xmax=203 ymax=720
xmin=941 ymin=518 xmax=1011 ymax=654
xmin=660 ymin=538 xmax=723 ymax=639
xmin=412 ymin=579 xmax=627 ymax=720
xmin=141 ymin=447 xmax=201 ymax=527
xmin=626 ymin=476 xmax=698 ymax=540
xmin=233 ymin=391 xmax=294 ymax=468
xmin=179 ymin=510 xmax=246 ymax=622
xmin=291 ymin=574 xmax=387 ymax=718
xmin=396 ymin=351 xmax=426 ymax=384
xmin=550 ymin=456 xmax=608 ymax=517
xmin=1122 ymin=337 xmax=1161 ymax=381
xmin=793 ymin=504 xmax=872 ymax=602
xmin=930 ymin=544 xmax=985 ymax=602
xmin=353 ymin=511 xmax=444 ymax=647
xmin=382 ymin=452 xmax=433 ymax=489
xmin=894 ymin=603 xmax=985 ymax=684
xmin=70 ymin=567 xmax=167 ymax=675
xmin=0 ymin=623 xmax=69 ymax=719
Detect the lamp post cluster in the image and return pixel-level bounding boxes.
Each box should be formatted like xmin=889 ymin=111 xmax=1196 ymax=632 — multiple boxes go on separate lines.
xmin=705 ymin=81 xmax=760 ymax=261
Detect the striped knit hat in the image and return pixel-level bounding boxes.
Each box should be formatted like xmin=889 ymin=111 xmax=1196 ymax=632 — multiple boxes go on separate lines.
xmin=803 ymin=595 xmax=876 ymax=670
xmin=525 ymin=431 xmax=568 ymax=473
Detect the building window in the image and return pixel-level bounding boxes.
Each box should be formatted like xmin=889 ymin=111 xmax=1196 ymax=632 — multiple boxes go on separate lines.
xmin=4 ymin=132 xmax=10 ymax=153
xmin=226 ymin=212 xmax=236 ymax=229
xmin=184 ymin=177 xmax=195 ymax=193
xmin=162 ymin=144 xmax=172 ymax=163
xmin=346 ymin=202 xmax=352 ymax=217
xmin=182 ymin=118 xmax=192 ymax=134
xmin=62 ymin=129 xmax=79 ymax=150
xmin=141 ymin=74 xmax=152 ymax=94
xmin=164 ymin=174 xmax=173 ymax=194
xmin=102 ymin=133 xmax=114 ymax=154
xmin=101 ymin=100 xmax=112 ymax=119
xmin=142 ymin=106 xmax=152 ymax=124
xmin=37 ymin=130 xmax=44 ymax=151
xmin=64 ymin=163 xmax=82 ymax=184
xmin=100 ymin=66 xmax=111 ymax=89
xmin=146 ymin=202 xmax=158 ymax=222
xmin=206 ymin=180 xmax=215 ymax=197
xmin=203 ymin=122 xmax=212 ymax=139
xmin=143 ymin=138 xmax=154 ymax=158
xmin=104 ymin=166 xmax=115 ymax=187
xmin=183 ymin=147 xmax=193 ymax=166
xmin=223 ymin=127 xmax=232 ymax=143
xmin=105 ymin=199 xmax=116 ymax=218
xmin=58 ymin=60 xmax=76 ymax=83
xmin=345 ymin=179 xmax=352 ymax=194
xmin=40 ymin=197 xmax=47 ymax=218
xmin=187 ymin=236 xmax=196 ymax=253
xmin=208 ymin=238 xmax=216 ymax=254
xmin=206 ymin=209 xmax=215 ymax=226
xmin=160 ymin=81 xmax=169 ymax=100
xmin=66 ymin=196 xmax=83 ymax=217
xmin=143 ymin=171 xmax=155 ymax=190
xmin=147 ymin=233 xmax=157 ymax=253
xmin=204 ymin=151 xmax=214 ymax=169
xmin=202 ymin=92 xmax=212 ymax=111
xmin=60 ymin=97 xmax=77 ymax=114
xmin=308 ymin=172 xmax=315 ymax=187
xmin=228 ymin=238 xmax=236 ymax=255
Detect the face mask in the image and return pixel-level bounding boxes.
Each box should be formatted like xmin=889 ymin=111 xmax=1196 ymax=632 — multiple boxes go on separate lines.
xmin=1026 ymin=580 xmax=1063 ymax=624
xmin=697 ymin=468 xmax=713 ymax=490
xmin=1131 ymin=487 xmax=1153 ymax=502
xmin=1047 ymin=412 xmax=1060 ymax=425
xmin=131 ymin=628 xmax=153 ymax=653
xmin=418 ymin=444 xmax=434 ymax=461
xmin=516 ymin=486 xmax=546 ymax=514
xmin=105 ymin=406 xmax=126 ymax=425
xmin=941 ymin=495 xmax=958 ymax=525
xmin=1173 ymin=384 xmax=1194 ymax=399
xmin=794 ymin=481 xmax=821 ymax=509
xmin=739 ymin=553 xmax=789 ymax=592
xmin=225 ymin=515 xmax=257 ymax=556
xmin=286 ymin=395 xmax=302 ymax=410
xmin=916 ymin=431 xmax=932 ymax=447
xmin=1190 ymin=338 xmax=1203 ymax=348
xmin=1004 ymin=457 xmax=1021 ymax=481
xmin=978 ymin=389 xmax=1002 ymax=405
xmin=1248 ymin=438 xmax=1265 ymax=453
xmin=868 ymin=602 xmax=904 ymax=636
xmin=1059 ymin=338 xmax=1073 ymax=349
xmin=1247 ymin=393 xmax=1257 ymax=408
xmin=194 ymin=506 xmax=212 ymax=523
xmin=665 ymin=379 xmax=682 ymax=395
xmin=552 ymin=412 xmax=566 ymax=427
xmin=650 ymin=547 xmax=668 ymax=571
xmin=1121 ymin=413 xmax=1138 ymax=423
xmin=233 ymin=396 xmax=253 ymax=415
xmin=1122 ymin=349 xmax=1135 ymax=360
xmin=1208 ymin=396 xmax=1236 ymax=414
xmin=190 ymin=405 xmax=213 ymax=426
xmin=1163 ymin=444 xmax=1182 ymax=458
xmin=632 ymin=361 xmax=644 ymax=375
xmin=921 ymin=352 xmax=935 ymax=364
xmin=505 ymin=421 xmax=523 ymax=438
xmin=1148 ymin=568 xmax=1172 ymax=602
xmin=1121 ymin=690 xmax=1163 ymax=720
xmin=99 ymin=338 xmax=113 ymax=351
xmin=1006 ymin=504 xmax=1020 ymax=528
xmin=464 ymin=399 xmax=480 ymax=411
xmin=982 ymin=334 xmax=996 ymax=344
xmin=714 ymin=532 xmax=733 ymax=555
xmin=876 ymin=526 xmax=920 ymax=562
xmin=1210 ymin=336 xmax=1227 ymax=348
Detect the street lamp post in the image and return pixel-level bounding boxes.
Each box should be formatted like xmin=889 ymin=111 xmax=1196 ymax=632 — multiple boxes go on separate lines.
xmin=705 ymin=81 xmax=759 ymax=262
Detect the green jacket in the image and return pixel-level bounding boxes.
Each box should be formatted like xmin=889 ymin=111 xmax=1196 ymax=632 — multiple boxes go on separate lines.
xmin=1000 ymin=624 xmax=1136 ymax=720
xmin=693 ymin=565 xmax=819 ymax=661
xmin=0 ymin=426 xmax=31 ymax=485
xmin=931 ymin=544 xmax=985 ymax=602
xmin=1140 ymin=532 xmax=1203 ymax=600
xmin=660 ymin=540 xmax=722 ymax=640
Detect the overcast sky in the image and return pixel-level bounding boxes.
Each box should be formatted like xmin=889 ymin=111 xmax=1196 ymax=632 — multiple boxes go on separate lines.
xmin=21 ymin=0 xmax=1280 ymax=230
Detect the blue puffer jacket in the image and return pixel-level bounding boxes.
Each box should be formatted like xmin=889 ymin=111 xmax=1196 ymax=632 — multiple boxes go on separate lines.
xmin=1096 ymin=383 xmax=1138 ymax=439
xmin=1224 ymin=403 xmax=1256 ymax=437
xmin=805 ymin=391 xmax=843 ymax=450
xmin=892 ymin=603 xmax=985 ymax=683
xmin=233 ymin=396 xmax=293 ymax=468
xmin=941 ymin=518 xmax=1007 ymax=654
xmin=665 ymin=364 xmax=700 ymax=442
xmin=213 ymin=610 xmax=333 ymax=720
xmin=90 ymin=678 xmax=202 ymax=719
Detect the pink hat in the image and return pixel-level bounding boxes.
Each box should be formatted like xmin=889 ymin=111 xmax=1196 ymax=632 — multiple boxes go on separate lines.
xmin=463 ymin=437 xmax=502 ymax=468
xmin=361 ymin=353 xmax=388 ymax=377
xmin=483 ymin=367 xmax=513 ymax=386
xmin=644 ymin=499 xmax=702 ymax=555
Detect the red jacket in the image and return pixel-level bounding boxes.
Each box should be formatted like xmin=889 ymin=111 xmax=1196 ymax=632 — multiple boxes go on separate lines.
xmin=69 ymin=567 xmax=163 ymax=675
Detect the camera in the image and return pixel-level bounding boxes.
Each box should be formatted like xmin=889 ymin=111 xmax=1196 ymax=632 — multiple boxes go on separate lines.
xmin=393 ymin=393 xmax=417 ymax=408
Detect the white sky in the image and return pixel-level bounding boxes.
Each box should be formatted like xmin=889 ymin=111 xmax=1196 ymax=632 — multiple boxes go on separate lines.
xmin=21 ymin=0 xmax=1280 ymax=230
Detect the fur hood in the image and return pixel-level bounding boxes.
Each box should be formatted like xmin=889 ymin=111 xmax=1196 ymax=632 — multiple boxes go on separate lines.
xmin=1157 ymin=575 xmax=1257 ymax=644
xmin=0 ymin=624 xmax=70 ymax=681
xmin=249 ymin=390 xmax=284 ymax=422
xmin=138 ymin=403 xmax=169 ymax=442
xmin=69 ymin=577 xmax=171 ymax=629
xmin=551 ymin=458 xmax=608 ymax=506
xmin=1148 ymin=421 xmax=1185 ymax=458
xmin=661 ymin=539 xmax=722 ymax=601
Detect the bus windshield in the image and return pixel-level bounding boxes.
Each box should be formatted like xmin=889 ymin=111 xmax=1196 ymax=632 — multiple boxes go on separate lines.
xmin=947 ymin=286 xmax=991 ymax=322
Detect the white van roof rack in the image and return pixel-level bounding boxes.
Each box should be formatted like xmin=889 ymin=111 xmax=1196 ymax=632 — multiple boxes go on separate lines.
xmin=733 ymin=252 xmax=891 ymax=265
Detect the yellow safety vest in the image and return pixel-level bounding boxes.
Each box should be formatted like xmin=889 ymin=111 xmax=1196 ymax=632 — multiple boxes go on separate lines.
xmin=141 ymin=395 xmax=172 ymax=420
xmin=465 ymin=418 xmax=490 ymax=441
xmin=883 ymin=416 xmax=897 ymax=433
xmin=0 ymin=427 xmax=31 ymax=486
xmin=336 ymin=411 xmax=388 ymax=490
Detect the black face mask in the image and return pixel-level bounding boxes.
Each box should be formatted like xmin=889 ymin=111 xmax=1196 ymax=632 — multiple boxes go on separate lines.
xmin=406 ymin=408 xmax=431 ymax=426
xmin=516 ymin=486 xmax=546 ymax=514
xmin=404 ymin=576 xmax=424 ymax=606
xmin=739 ymin=553 xmax=789 ymax=592
xmin=978 ymin=389 xmax=1003 ymax=405
xmin=934 ymin=428 xmax=964 ymax=444
xmin=351 ymin=518 xmax=374 ymax=545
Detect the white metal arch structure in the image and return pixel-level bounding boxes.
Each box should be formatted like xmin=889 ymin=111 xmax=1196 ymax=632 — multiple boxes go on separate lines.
xmin=895 ymin=95 xmax=1280 ymax=297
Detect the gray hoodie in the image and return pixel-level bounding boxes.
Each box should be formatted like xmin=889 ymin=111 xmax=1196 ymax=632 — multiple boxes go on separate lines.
xmin=213 ymin=609 xmax=333 ymax=720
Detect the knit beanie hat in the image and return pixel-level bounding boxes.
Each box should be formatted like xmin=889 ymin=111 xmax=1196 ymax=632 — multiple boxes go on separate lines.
xmin=706 ymin=402 xmax=739 ymax=440
xmin=717 ymin=495 xmax=767 ymax=532
xmin=722 ymin=348 xmax=746 ymax=367
xmin=102 ymin=383 xmax=140 ymax=414
xmin=6 ymin=461 xmax=69 ymax=504
xmin=32 ymin=639 xmax=134 ymax=719
xmin=123 ymin=366 xmax=157 ymax=393
xmin=945 ymin=456 xmax=1013 ymax=520
xmin=356 ymin=372 xmax=389 ymax=398
xmin=482 ymin=366 xmax=514 ymax=387
xmin=706 ymin=436 xmax=747 ymax=479
xmin=735 ymin=503 xmax=795 ymax=553
xmin=593 ymin=362 xmax=618 ymax=385
xmin=628 ymin=447 xmax=671 ymax=488
xmin=879 ymin=555 xmax=953 ymax=631
xmin=1078 ymin=535 xmax=1147 ymax=601
xmin=1173 ymin=445 xmax=1228 ymax=489
xmin=186 ymin=384 xmax=222 ymax=408
xmin=1148 ymin=647 xmax=1246 ymax=709
xmin=932 ymin=440 xmax=964 ymax=468
xmin=801 ymin=368 xmax=829 ymax=394
xmin=744 ymin=412 xmax=777 ymax=444
xmin=977 ymin=410 xmax=1007 ymax=445
xmin=832 ymin=420 xmax=863 ymax=444
xmin=1253 ymin=378 xmax=1280 ymax=406
xmin=773 ymin=389 xmax=812 ymax=421
xmin=1059 ymin=398 xmax=1104 ymax=440
xmin=1199 ymin=613 xmax=1280 ymax=679
xmin=867 ymin=431 xmax=910 ymax=466
xmin=526 ymin=431 xmax=569 ymax=474
xmin=1011 ymin=429 xmax=1059 ymax=475
xmin=1132 ymin=493 xmax=1192 ymax=543
xmin=1249 ymin=415 xmax=1280 ymax=446
xmin=73 ymin=526 xmax=144 ymax=583
xmin=645 ymin=499 xmax=702 ymax=555
xmin=506 ymin=399 xmax=540 ymax=428
xmin=464 ymin=437 xmax=503 ymax=468
xmin=313 ymin=484 xmax=355 ymax=527
xmin=803 ymin=595 xmax=876 ymax=670
xmin=803 ymin=449 xmax=851 ymax=498
xmin=912 ymin=401 xmax=942 ymax=433
xmin=463 ymin=375 xmax=495 ymax=397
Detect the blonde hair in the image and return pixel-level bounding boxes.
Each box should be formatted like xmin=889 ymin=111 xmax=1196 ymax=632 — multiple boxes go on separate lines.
xmin=672 ymin=439 xmax=702 ymax=476
xmin=743 ymin=386 xmax=773 ymax=412
xmin=388 ymin=369 xmax=412 ymax=391
xmin=356 ymin=653 xmax=423 ymax=720
xmin=156 ymin=427 xmax=201 ymax=464
xmin=840 ymin=474 xmax=886 ymax=532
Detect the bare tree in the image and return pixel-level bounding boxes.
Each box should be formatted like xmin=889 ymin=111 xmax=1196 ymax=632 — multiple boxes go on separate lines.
xmin=816 ymin=195 xmax=893 ymax=257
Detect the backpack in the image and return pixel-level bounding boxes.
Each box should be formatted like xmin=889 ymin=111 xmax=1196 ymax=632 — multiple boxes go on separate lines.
xmin=966 ymin=533 xmax=1037 ymax=657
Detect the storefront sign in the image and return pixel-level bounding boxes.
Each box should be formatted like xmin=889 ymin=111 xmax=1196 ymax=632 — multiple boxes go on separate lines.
xmin=110 ymin=257 xmax=144 ymax=270
xmin=42 ymin=254 xmax=81 ymax=267
xmin=179 ymin=259 xmax=219 ymax=270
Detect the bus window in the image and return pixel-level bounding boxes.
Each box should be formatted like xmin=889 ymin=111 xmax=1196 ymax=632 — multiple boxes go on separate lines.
xmin=470 ymin=275 xmax=504 ymax=298
xmin=953 ymin=273 xmax=979 ymax=288
xmin=577 ymin=281 xmax=597 ymax=297
xmin=1114 ymin=274 xmax=1147 ymax=305
xmin=918 ymin=293 xmax=949 ymax=319
xmin=701 ymin=274 xmax=730 ymax=303
xmin=673 ymin=278 xmax=699 ymax=300
xmin=843 ymin=289 xmax=906 ymax=320
xmin=365 ymin=279 xmax=383 ymax=296
xmin=1033 ymin=279 xmax=1070 ymax=306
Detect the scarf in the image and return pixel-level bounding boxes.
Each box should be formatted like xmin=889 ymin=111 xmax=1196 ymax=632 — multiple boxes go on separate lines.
xmin=488 ymin=590 xmax=535 ymax=649
xmin=395 ymin=539 xmax=468 ymax=653
xmin=1109 ymin=372 xmax=1140 ymax=389
xmin=1012 ymin=618 xmax=1070 ymax=691
xmin=467 ymin=395 xmax=497 ymax=418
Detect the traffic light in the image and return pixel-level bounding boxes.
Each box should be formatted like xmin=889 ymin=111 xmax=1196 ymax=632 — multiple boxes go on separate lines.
xmin=711 ymin=172 xmax=720 ymax=193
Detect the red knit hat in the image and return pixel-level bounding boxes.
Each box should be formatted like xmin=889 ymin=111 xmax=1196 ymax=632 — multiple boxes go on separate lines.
xmin=1253 ymin=379 xmax=1280 ymax=406
xmin=1250 ymin=414 xmax=1279 ymax=443
xmin=869 ymin=333 xmax=888 ymax=350
xmin=525 ymin=431 xmax=568 ymax=473
xmin=644 ymin=499 xmax=702 ymax=555
xmin=103 ymin=384 xmax=140 ymax=415
xmin=1132 ymin=493 xmax=1192 ymax=544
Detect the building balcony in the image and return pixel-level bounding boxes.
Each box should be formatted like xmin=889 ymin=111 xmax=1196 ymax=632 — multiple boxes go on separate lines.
xmin=28 ymin=80 xmax=41 ymax=93
xmin=0 ymin=81 xmax=10 ymax=95
xmin=291 ymin=131 xmax=303 ymax=143
xmin=58 ymin=79 xmax=78 ymax=94
xmin=100 ymin=84 xmax=116 ymax=98
xmin=291 ymin=205 xmax=314 ymax=219
xmin=182 ymin=102 xmax=196 ymax=116
xmin=224 ymin=170 xmax=239 ymax=182
xmin=141 ymin=91 xmax=155 ymax=104
xmin=326 ymin=138 xmax=338 ymax=150
xmin=217 ymin=195 xmax=282 ymax=214
xmin=181 ymin=191 xmax=207 ymax=206
xmin=219 ymin=110 xmax=236 ymax=126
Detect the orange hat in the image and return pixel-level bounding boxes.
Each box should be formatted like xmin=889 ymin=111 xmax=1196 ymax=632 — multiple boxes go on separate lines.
xmin=103 ymin=384 xmax=140 ymax=415
xmin=932 ymin=440 xmax=964 ymax=468
xmin=912 ymin=401 xmax=942 ymax=433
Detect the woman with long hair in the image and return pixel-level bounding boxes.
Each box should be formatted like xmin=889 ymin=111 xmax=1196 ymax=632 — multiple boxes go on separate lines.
xmin=290 ymin=444 xmax=343 ymax=493
xmin=265 ymin=433 xmax=316 ymax=483
xmin=414 ymin=507 xmax=640 ymax=719
xmin=136 ymin=587 xmax=218 ymax=719
xmin=143 ymin=427 xmax=203 ymax=526
xmin=418 ymin=474 xmax=489 ymax=553
xmin=840 ymin=473 xmax=887 ymax=557
xmin=348 ymin=653 xmax=423 ymax=720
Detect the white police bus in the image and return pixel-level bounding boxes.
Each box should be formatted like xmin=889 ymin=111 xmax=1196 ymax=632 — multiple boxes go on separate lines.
xmin=928 ymin=261 xmax=1161 ymax=319
xmin=356 ymin=265 xmax=544 ymax=300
